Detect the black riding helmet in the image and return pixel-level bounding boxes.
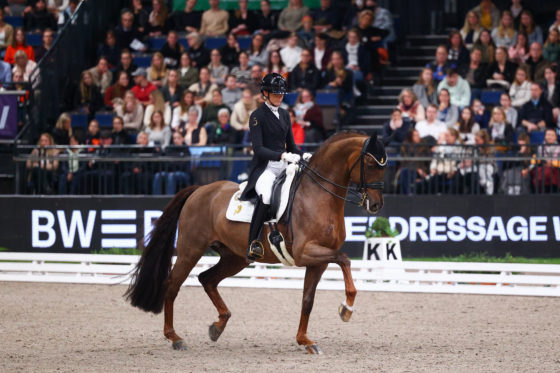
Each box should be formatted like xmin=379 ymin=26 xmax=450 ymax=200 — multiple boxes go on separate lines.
xmin=260 ymin=73 xmax=287 ymax=95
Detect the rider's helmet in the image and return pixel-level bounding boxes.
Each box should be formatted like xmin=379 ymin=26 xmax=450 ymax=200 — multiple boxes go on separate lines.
xmin=260 ymin=73 xmax=287 ymax=95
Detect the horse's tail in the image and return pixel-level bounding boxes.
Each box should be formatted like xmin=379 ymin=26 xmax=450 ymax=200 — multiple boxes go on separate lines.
xmin=125 ymin=185 xmax=200 ymax=314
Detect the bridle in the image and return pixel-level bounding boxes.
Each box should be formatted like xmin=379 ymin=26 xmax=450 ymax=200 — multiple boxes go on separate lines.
xmin=299 ymin=137 xmax=387 ymax=207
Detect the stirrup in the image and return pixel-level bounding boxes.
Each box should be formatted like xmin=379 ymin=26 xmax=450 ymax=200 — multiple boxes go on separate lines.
xmin=247 ymin=239 xmax=264 ymax=261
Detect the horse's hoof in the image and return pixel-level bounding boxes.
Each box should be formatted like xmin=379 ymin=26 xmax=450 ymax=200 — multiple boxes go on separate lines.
xmin=172 ymin=340 xmax=187 ymax=351
xmin=208 ymin=323 xmax=223 ymax=342
xmin=305 ymin=344 xmax=323 ymax=355
xmin=338 ymin=302 xmax=353 ymax=322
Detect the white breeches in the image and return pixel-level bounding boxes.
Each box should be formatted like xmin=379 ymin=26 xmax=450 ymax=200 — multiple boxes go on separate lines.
xmin=255 ymin=160 xmax=287 ymax=204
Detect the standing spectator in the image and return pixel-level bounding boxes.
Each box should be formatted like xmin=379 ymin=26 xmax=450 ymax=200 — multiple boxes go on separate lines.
xmin=201 ymin=89 xmax=228 ymax=125
xmin=470 ymin=0 xmax=500 ymax=29
xmin=146 ymin=51 xmax=167 ymax=87
xmin=508 ymin=32 xmax=529 ymax=65
xmin=294 ymin=89 xmax=324 ymax=142
xmin=382 ymin=108 xmax=412 ymax=145
xmin=186 ymin=32 xmax=210 ymax=68
xmin=58 ymin=0 xmax=78 ymax=27
xmin=254 ymin=0 xmax=278 ymax=37
xmin=248 ymin=33 xmax=269 ymax=68
xmin=12 ymin=50 xmax=37 ymax=82
xmin=97 ymin=30 xmax=119 ymax=68
xmin=146 ymin=0 xmax=168 ymax=37
xmin=230 ymin=88 xmax=256 ymax=135
xmin=356 ymin=9 xmax=387 ymax=77
xmin=26 ymin=133 xmax=59 ymax=194
xmin=219 ymin=32 xmax=240 ymax=68
xmin=104 ymin=71 xmax=129 ymax=108
xmin=525 ymin=42 xmax=549 ymax=83
xmin=473 ymin=129 xmax=496 ymax=195
xmin=427 ymin=128 xmax=463 ymax=194
xmin=447 ymin=31 xmax=470 ymax=67
xmin=51 ymin=112 xmax=71 ymax=145
xmin=161 ymin=69 xmax=183 ymax=108
xmin=519 ymin=10 xmax=543 ymax=45
xmin=458 ymin=48 xmax=488 ymax=95
xmin=114 ymin=9 xmax=144 ymax=52
xmin=473 ymin=29 xmax=496 ymax=64
xmin=170 ymin=0 xmax=201 ymax=33
xmin=177 ymin=52 xmax=198 ymax=89
xmin=171 ymin=90 xmax=202 ymax=131
xmin=510 ymin=0 xmax=525 ymax=28
xmin=436 ymin=88 xmax=459 ymax=128
xmin=145 ymin=110 xmax=171 ymax=147
xmin=277 ymin=0 xmax=309 ymax=33
xmin=113 ymin=49 xmax=137 ymax=87
xmin=200 ymin=0 xmax=229 ymax=37
xmin=413 ymin=67 xmax=438 ymax=108
xmin=131 ymin=67 xmax=157 ymax=105
xmin=160 ymin=30 xmax=184 ymax=69
xmin=472 ymin=98 xmax=491 ymax=129
xmin=85 ymin=56 xmax=112 ymax=94
xmin=188 ymin=66 xmax=218 ymax=106
xmin=288 ymin=108 xmax=305 ymax=145
xmin=35 ymin=28 xmax=53 ymax=63
xmin=397 ymin=88 xmax=425 ymax=123
xmin=415 ymin=104 xmax=447 ymax=141
xmin=289 ymin=48 xmax=320 ymax=92
xmin=491 ymin=10 xmax=517 ymax=48
xmin=230 ymin=51 xmax=252 ymax=88
xmin=397 ymin=129 xmax=430 ymax=194
xmin=228 ymin=0 xmax=258 ymax=36
xmin=131 ymin=0 xmax=149 ymax=34
xmin=23 ymin=0 xmax=56 ymax=32
xmin=543 ymin=29 xmax=560 ymax=63
xmin=0 ymin=58 xmax=11 ymax=82
xmin=115 ymin=90 xmax=144 ymax=132
xmin=500 ymin=92 xmax=518 ymax=129
xmin=221 ymin=74 xmax=242 ymax=110
xmin=489 ymin=106 xmax=515 ymax=144
xmin=0 ymin=8 xmax=13 ymax=53
xmin=5 ymin=28 xmax=35 ymax=64
xmin=74 ymin=70 xmax=103 ymax=120
xmin=455 ymin=106 xmax=480 ymax=144
xmin=487 ymin=47 xmax=517 ymax=89
xmin=427 ymin=45 xmax=453 ymax=85
xmin=182 ymin=107 xmax=207 ymax=146
xmin=541 ymin=66 xmax=560 ymax=122
xmin=311 ymin=33 xmax=331 ymax=72
xmin=460 ymin=11 xmax=483 ymax=50
xmin=207 ymin=48 xmax=228 ymax=86
xmin=518 ymin=82 xmax=554 ymax=132
xmin=143 ymin=89 xmax=171 ymax=128
xmin=264 ymin=49 xmax=288 ymax=79
xmin=437 ymin=68 xmax=471 ymax=109
xmin=280 ymin=32 xmax=303 ymax=72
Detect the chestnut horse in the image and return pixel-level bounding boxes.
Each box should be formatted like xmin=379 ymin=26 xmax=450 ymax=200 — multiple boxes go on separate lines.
xmin=125 ymin=131 xmax=387 ymax=354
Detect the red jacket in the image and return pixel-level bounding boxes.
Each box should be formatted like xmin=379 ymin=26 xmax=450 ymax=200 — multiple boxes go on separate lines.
xmin=5 ymin=44 xmax=35 ymax=64
xmin=131 ymin=82 xmax=157 ymax=104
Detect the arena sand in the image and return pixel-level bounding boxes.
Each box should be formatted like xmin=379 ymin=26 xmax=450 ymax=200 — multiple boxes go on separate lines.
xmin=1 ymin=282 xmax=559 ymax=372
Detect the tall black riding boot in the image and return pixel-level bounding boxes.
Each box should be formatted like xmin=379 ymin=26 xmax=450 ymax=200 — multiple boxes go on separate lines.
xmin=246 ymin=197 xmax=269 ymax=262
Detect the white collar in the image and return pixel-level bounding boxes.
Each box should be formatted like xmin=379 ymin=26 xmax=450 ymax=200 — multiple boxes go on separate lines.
xmin=265 ymin=101 xmax=279 ymax=113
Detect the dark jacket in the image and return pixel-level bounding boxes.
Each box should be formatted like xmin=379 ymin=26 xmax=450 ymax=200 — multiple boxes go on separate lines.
xmin=240 ymin=104 xmax=302 ymax=201
xmin=97 ymin=43 xmax=120 ymax=68
xmin=447 ymin=45 xmax=470 ymax=67
xmin=311 ymin=47 xmax=333 ymax=71
xmin=524 ymin=57 xmax=550 ymax=82
xmin=254 ymin=10 xmax=278 ymax=32
xmin=486 ymin=60 xmax=518 ymax=84
xmin=160 ymin=42 xmax=183 ymax=69
xmin=219 ymin=45 xmax=239 ymax=68
xmin=170 ymin=10 xmax=202 ymax=32
xmin=114 ymin=25 xmax=143 ymax=51
xmin=289 ymin=63 xmax=320 ymax=92
xmin=540 ymin=80 xmax=560 ymax=108
xmin=517 ymin=95 xmax=554 ymax=128
xmin=188 ymin=44 xmax=210 ymax=69
xmin=112 ymin=62 xmax=138 ymax=86
xmin=322 ymin=67 xmax=353 ymax=94
xmin=427 ymin=61 xmax=454 ymax=84
xmin=458 ymin=62 xmax=488 ymax=89
xmin=341 ymin=43 xmax=371 ymax=75
xmin=228 ymin=10 xmax=259 ymax=34
xmin=382 ymin=119 xmax=412 ymax=145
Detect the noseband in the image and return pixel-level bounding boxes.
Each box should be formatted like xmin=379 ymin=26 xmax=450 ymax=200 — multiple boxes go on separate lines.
xmin=299 ymin=138 xmax=387 ymax=207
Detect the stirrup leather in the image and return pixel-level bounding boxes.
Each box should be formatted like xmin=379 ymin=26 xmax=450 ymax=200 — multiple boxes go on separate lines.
xmin=247 ymin=239 xmax=265 ymax=260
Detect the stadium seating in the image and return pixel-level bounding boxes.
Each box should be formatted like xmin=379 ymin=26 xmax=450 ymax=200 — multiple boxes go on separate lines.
xmin=94 ymin=112 xmax=114 ymax=128
xmin=5 ymin=16 xmax=22 ymax=28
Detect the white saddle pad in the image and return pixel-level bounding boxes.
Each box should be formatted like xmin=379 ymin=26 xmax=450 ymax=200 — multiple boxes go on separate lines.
xmin=226 ymin=163 xmax=298 ymax=223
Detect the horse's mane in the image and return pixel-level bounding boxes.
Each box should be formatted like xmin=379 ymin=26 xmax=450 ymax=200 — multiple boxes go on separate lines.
xmin=312 ymin=131 xmax=367 ymax=161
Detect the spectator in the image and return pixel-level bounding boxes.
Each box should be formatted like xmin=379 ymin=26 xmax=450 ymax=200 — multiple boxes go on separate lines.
xmin=230 ymin=88 xmax=256 ymax=134
xmin=182 ymin=106 xmax=207 ymax=146
xmin=247 ymin=64 xmax=264 ymax=100
xmin=436 ymin=88 xmax=459 ymax=128
xmin=202 ymin=89 xmax=228 ymax=125
xmin=311 ymin=33 xmax=331 ymax=72
xmin=0 ymin=58 xmax=11 ymax=83
xmin=229 ymin=0 xmax=258 ymax=36
xmin=509 ymin=0 xmax=525 ymax=28
xmin=34 ymin=28 xmax=53 ymax=63
xmin=549 ymin=8 xmax=560 ymax=34
xmin=525 ymin=42 xmax=549 ymax=82
xmin=488 ymin=106 xmax=515 ymax=144
xmin=500 ymin=133 xmax=532 ymax=195
xmin=12 ymin=50 xmax=37 ymax=82
xmin=289 ymin=48 xmax=320 ymax=93
xmin=509 ymin=67 xmax=532 ymax=107
xmin=220 ymin=32 xmax=240 ymax=68
xmin=230 ymin=51 xmax=252 ymax=88
xmin=248 ymin=33 xmax=269 ymax=68
xmin=500 ymin=92 xmax=518 ymax=129
xmin=153 ymin=131 xmax=191 ymax=195
xmin=519 ymin=10 xmax=542 ymax=45
xmin=427 ymin=45 xmax=452 ymax=85
xmin=541 ymin=66 xmax=560 ymax=121
xmin=518 ymin=82 xmax=554 ymax=132
xmin=143 ymin=89 xmax=171 ymax=128
xmin=26 ymin=133 xmax=59 ymax=194
xmin=146 ymin=51 xmax=167 ymax=87
xmin=58 ymin=134 xmax=86 ymax=195
xmin=74 ymin=70 xmax=103 ymax=120
xmin=255 ymin=0 xmax=279 ymax=36
xmin=186 ymin=32 xmax=210 ymax=68
xmin=278 ymin=0 xmax=309 ymax=32
xmin=543 ymin=29 xmax=560 ymax=63
xmin=161 ymin=69 xmax=183 ymax=108
xmin=427 ymin=128 xmax=463 ymax=194
xmin=119 ymin=131 xmax=155 ymax=194
xmin=207 ymin=48 xmax=228 ymax=86
xmin=146 ymin=0 xmax=168 ymax=37
xmin=115 ymin=90 xmax=144 ymax=132
xmin=508 ymin=32 xmax=529 ymax=65
xmin=171 ymin=90 xmax=202 ymax=131
xmin=472 ymin=129 xmax=496 ymax=195
xmin=131 ymin=0 xmax=149 ymax=34
xmin=51 ymin=112 xmax=71 ymax=145
xmin=177 ymin=52 xmax=199 ymax=89
xmin=113 ymin=49 xmax=137 ymax=87
xmin=23 ymin=0 xmax=56 ymax=32
xmin=160 ymin=31 xmax=184 ymax=69
xmin=170 ymin=0 xmax=201 ymax=33
xmin=458 ymin=47 xmax=487 ymax=93
xmin=297 ymin=15 xmax=315 ymax=48
xmin=189 ymin=66 xmax=218 ymax=106
xmin=58 ymin=0 xmax=78 ymax=27
xmin=212 ymin=108 xmax=238 ymax=144
xmin=200 ymin=0 xmax=229 ymax=37
xmin=96 ymin=30 xmax=119 ymax=69
xmin=473 ymin=29 xmax=496 ymax=64
xmin=264 ymin=49 xmax=288 ymax=79
xmin=413 ymin=67 xmax=438 ymax=108
xmin=84 ymin=119 xmax=100 ymax=147
xmin=221 ymin=74 xmax=242 ymax=110
xmin=311 ymin=0 xmax=337 ymax=34
xmin=288 ymin=108 xmax=305 ymax=145
xmin=382 ymin=108 xmax=412 ymax=145
xmin=111 ymin=115 xmax=131 ymax=145
xmin=105 ymin=71 xmax=130 ymax=109
xmin=131 ymin=67 xmax=157 ymax=105
xmin=460 ymin=11 xmax=483 ymax=50
xmin=370 ymin=0 xmax=394 ymax=45
xmin=472 ymin=98 xmax=491 ymax=129
xmin=344 ymin=28 xmax=369 ymax=93
xmin=0 ymin=8 xmax=13 ymax=53
xmin=533 ymin=128 xmax=560 ymax=193
xmin=487 ymin=47 xmax=517 ymax=89
xmin=437 ymin=68 xmax=471 ymax=109
xmin=455 ymin=106 xmax=480 ymax=144
xmin=356 ymin=9 xmax=387 ymax=76
xmin=415 ymin=104 xmax=447 ymax=141
xmin=294 ymin=89 xmax=324 ymax=142
xmin=470 ymin=0 xmax=500 ymax=29
xmin=447 ymin=31 xmax=470 ymax=67
xmin=398 ymin=129 xmax=430 ymax=194
xmin=323 ymin=50 xmax=353 ymax=103
xmin=397 ymin=88 xmax=425 ymax=123
xmin=85 ymin=56 xmax=112 ymax=94
xmin=280 ymin=32 xmax=303 ymax=72
xmin=114 ymin=9 xmax=144 ymax=52
xmin=5 ymin=28 xmax=35 ymax=64
xmin=491 ymin=10 xmax=517 ymax=48
xmin=145 ymin=110 xmax=171 ymax=147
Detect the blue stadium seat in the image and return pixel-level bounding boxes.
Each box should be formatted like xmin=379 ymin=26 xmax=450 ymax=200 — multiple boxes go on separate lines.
xmin=283 ymin=92 xmax=298 ymax=106
xmin=316 ymin=91 xmax=338 ymax=106
xmin=26 ymin=33 xmax=42 ymax=47
xmin=205 ymin=37 xmax=226 ymax=50
xmin=530 ymin=131 xmax=545 ymax=144
xmin=133 ymin=55 xmax=152 ymax=68
xmin=238 ymin=37 xmax=251 ymax=50
xmin=70 ymin=113 xmax=87 ymax=128
xmin=480 ymin=90 xmax=502 ymax=105
xmin=5 ymin=16 xmax=22 ymax=28
xmin=95 ymin=112 xmax=114 ymax=128
xmin=178 ymin=38 xmax=189 ymax=49
xmin=129 ymin=133 xmax=137 ymax=144
xmin=148 ymin=37 xmax=166 ymax=51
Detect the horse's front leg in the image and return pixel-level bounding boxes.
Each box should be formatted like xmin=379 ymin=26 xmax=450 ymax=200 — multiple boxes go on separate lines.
xmin=296 ymin=263 xmax=328 ymax=355
xmin=335 ymin=252 xmax=356 ymax=322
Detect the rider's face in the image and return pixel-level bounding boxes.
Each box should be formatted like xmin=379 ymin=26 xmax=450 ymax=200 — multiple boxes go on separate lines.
xmin=268 ymin=93 xmax=284 ymax=107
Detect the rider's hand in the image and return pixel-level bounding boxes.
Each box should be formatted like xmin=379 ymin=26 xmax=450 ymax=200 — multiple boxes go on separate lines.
xmin=282 ymin=152 xmax=301 ymax=163
xmin=303 ymin=152 xmax=312 ymax=161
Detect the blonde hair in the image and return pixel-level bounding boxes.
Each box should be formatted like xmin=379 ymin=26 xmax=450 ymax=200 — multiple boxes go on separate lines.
xmin=37 ymin=132 xmax=55 ymax=146
xmin=149 ymin=52 xmax=167 ymax=81
xmin=55 ymin=113 xmax=72 ymax=136
xmin=475 ymin=129 xmax=493 ymax=155
xmin=545 ymin=29 xmax=560 ymax=47
xmin=496 ymin=10 xmax=515 ymax=39
xmin=150 ymin=89 xmax=166 ymax=115
xmin=461 ymin=11 xmax=481 ymax=36
xmin=490 ymin=106 xmax=507 ymax=125
xmin=513 ymin=66 xmax=529 ymax=85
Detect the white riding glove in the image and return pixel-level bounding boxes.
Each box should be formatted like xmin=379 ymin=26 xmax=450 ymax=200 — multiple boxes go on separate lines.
xmin=303 ymin=152 xmax=312 ymax=161
xmin=282 ymin=152 xmax=301 ymax=163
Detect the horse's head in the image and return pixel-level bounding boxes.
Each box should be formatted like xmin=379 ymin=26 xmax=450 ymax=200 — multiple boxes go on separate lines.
xmin=348 ymin=133 xmax=387 ymax=214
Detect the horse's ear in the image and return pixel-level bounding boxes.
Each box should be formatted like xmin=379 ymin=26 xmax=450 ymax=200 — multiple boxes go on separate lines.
xmin=370 ymin=133 xmax=378 ymax=143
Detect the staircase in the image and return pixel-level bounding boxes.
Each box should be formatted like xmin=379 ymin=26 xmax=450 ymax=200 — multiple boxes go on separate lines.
xmin=349 ymin=34 xmax=447 ymax=134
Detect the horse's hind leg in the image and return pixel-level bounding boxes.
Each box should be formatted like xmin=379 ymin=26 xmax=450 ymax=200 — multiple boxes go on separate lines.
xmin=198 ymin=247 xmax=248 ymax=342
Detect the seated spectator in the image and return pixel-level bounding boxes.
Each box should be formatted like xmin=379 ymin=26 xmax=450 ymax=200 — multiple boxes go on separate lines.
xmin=500 ymin=132 xmax=532 ymax=195
xmin=525 ymin=42 xmax=549 ymax=83
xmin=153 ymin=131 xmax=192 ymax=195
xmin=143 ymin=89 xmax=171 ymax=128
xmin=230 ymin=88 xmax=257 ymax=134
xmin=294 ymin=89 xmax=324 ymax=142
xmin=472 ymin=129 xmax=496 ymax=195
xmin=549 ymin=8 xmax=560 ymax=34
xmin=86 ymin=56 xmax=112 ymax=94
xmin=74 ymin=70 xmax=103 ymax=120
xmin=160 ymin=31 xmax=184 ymax=69
xmin=278 ymin=0 xmax=309 ymax=32
xmin=488 ymin=106 xmax=515 ymax=144
xmin=473 ymin=29 xmax=496 ymax=64
xmin=460 ymin=11 xmax=483 ymax=50
xmin=131 ymin=67 xmax=157 ymax=105
xmin=23 ymin=0 xmax=56 ymax=32
xmin=255 ymin=0 xmax=279 ymax=37
xmin=532 ymin=128 xmax=560 ymax=193
xmin=145 ymin=110 xmax=171 ymax=147
xmin=500 ymin=92 xmax=518 ymax=129
xmin=510 ymin=0 xmax=525 ymax=29
xmin=177 ymin=52 xmax=199 ymax=89
xmin=220 ymin=32 xmax=240 ymax=68
xmin=458 ymin=47 xmax=487 ymax=94
xmin=248 ymin=33 xmax=269 ymax=68
xmin=130 ymin=0 xmax=149 ymax=34
xmin=161 ymin=69 xmax=183 ymax=108
xmin=0 ymin=8 xmax=13 ymax=53
xmin=200 ymin=0 xmax=229 ymax=37
xmin=311 ymin=0 xmax=337 ymax=34
xmin=146 ymin=0 xmax=168 ymax=37
xmin=397 ymin=128 xmax=430 ymax=194
xmin=115 ymin=90 xmax=144 ymax=132
xmin=427 ymin=128 xmax=463 ymax=194
xmin=51 ymin=112 xmax=71 ymax=145
xmin=58 ymin=134 xmax=86 ymax=195
xmin=105 ymin=71 xmax=129 ymax=109
xmin=0 ymin=58 xmax=10 ymax=83
xmin=5 ymin=28 xmax=35 ymax=64
xmin=182 ymin=107 xmax=207 ymax=146
xmin=171 ymin=90 xmax=202 ymax=130
xmin=472 ymin=98 xmax=491 ymax=129
xmin=84 ymin=119 xmax=100 ymax=147
xmin=486 ymin=46 xmax=517 ymax=89
xmin=229 ymin=0 xmax=258 ymax=36
xmin=114 ymin=9 xmax=144 ymax=52
xmin=382 ymin=108 xmax=412 ymax=145
xmin=508 ymin=32 xmax=529 ymax=65
xmin=470 ymin=0 xmax=500 ymax=29
xmin=187 ymin=32 xmax=211 ymax=69
xmin=356 ymin=9 xmax=387 ymax=76
xmin=311 ymin=33 xmax=331 ymax=72
xmin=344 ymin=28 xmax=369 ymax=94
xmin=119 ymin=131 xmax=155 ymax=194
xmin=288 ymin=108 xmax=305 ymax=145
xmin=26 ymin=133 xmax=59 ymax=194
xmin=518 ymin=82 xmax=554 ymax=132
xmin=221 ymin=74 xmax=242 ymax=110
xmin=264 ymin=49 xmax=288 ymax=79
xmin=297 ymin=15 xmax=315 ymax=49
xmin=447 ymin=31 xmax=470 ymax=67
xmin=541 ymin=66 xmax=560 ymax=122
xmin=230 ymin=51 xmax=252 ymax=88
xmin=519 ymin=10 xmax=543 ymax=45
xmin=210 ymin=108 xmax=237 ymax=144
xmin=146 ymin=52 xmax=167 ymax=87
xmin=35 ymin=28 xmax=54 ymax=63
xmin=491 ymin=10 xmax=517 ymax=48
xmin=427 ymin=45 xmax=453 ymax=85
xmin=202 ymin=89 xmax=228 ymax=125
xmin=455 ymin=106 xmax=480 ymax=144
xmin=113 ymin=49 xmax=137 ymax=87
xmin=247 ymin=64 xmax=264 ymax=101
xmin=436 ymin=88 xmax=459 ymax=128
xmin=170 ymin=0 xmax=201 ymax=33
xmin=289 ymin=48 xmax=320 ymax=93
xmin=509 ymin=66 xmax=532 ymax=107
xmin=322 ymin=50 xmax=353 ymax=102
xmin=111 ymin=115 xmax=131 ymax=145
xmin=207 ymin=49 xmax=228 ymax=86
xmin=12 ymin=50 xmax=37 ymax=82
xmin=543 ymin=29 xmax=560 ymax=63
xmin=188 ymin=66 xmax=218 ymax=106
xmin=413 ymin=67 xmax=438 ymax=108
xmin=97 ymin=30 xmax=119 ymax=68
xmin=58 ymin=0 xmax=78 ymax=27
xmin=281 ymin=32 xmax=303 ymax=72
xmin=415 ymin=104 xmax=447 ymax=141
xmin=437 ymin=68 xmax=471 ymax=109
xmin=397 ymin=88 xmax=425 ymax=123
